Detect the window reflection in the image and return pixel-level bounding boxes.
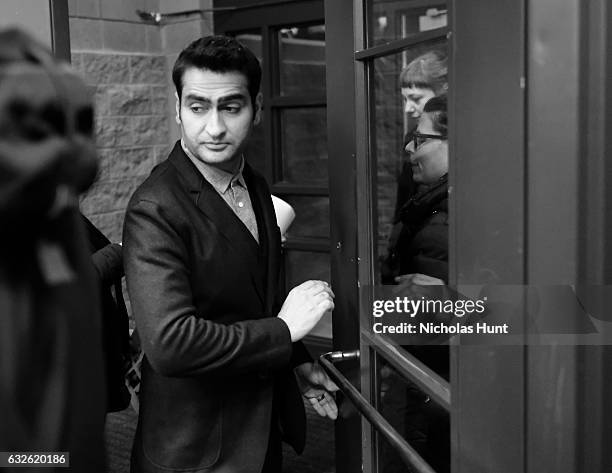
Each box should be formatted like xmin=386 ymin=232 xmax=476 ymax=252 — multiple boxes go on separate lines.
xmin=235 ymin=32 xmax=263 ymax=60
xmin=377 ymin=355 xmax=449 ymax=473
xmin=372 ymin=40 xmax=447 ymax=284
xmin=278 ymin=24 xmax=326 ymax=96
xmin=234 ymin=32 xmax=265 ymax=177
xmin=371 ymin=41 xmax=450 ymax=472
xmin=368 ymin=2 xmax=447 ymax=46
xmin=282 ymin=195 xmax=330 ymax=238
xmin=280 ymin=107 xmax=328 ymax=186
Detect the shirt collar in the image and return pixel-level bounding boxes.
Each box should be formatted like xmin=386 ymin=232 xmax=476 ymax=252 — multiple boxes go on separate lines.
xmin=181 ymin=139 xmax=246 ymax=194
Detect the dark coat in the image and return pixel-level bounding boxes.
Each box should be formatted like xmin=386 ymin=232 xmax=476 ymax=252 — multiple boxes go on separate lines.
xmin=392 ymin=176 xmax=450 ymax=472
xmin=82 ymin=215 xmax=131 ymax=413
xmin=123 ymin=142 xmax=310 ymax=473
xmin=397 ymin=175 xmax=449 ymax=283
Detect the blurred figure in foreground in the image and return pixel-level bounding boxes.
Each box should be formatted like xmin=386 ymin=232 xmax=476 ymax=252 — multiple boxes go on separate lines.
xmin=0 ymin=29 xmax=106 ymax=471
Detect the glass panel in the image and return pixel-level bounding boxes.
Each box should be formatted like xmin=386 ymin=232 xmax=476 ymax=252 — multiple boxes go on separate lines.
xmin=280 ymin=107 xmax=328 ymax=186
xmin=371 ymin=38 xmax=447 ymax=285
xmin=367 ymin=2 xmax=447 ymax=47
xmin=233 ymin=32 xmax=266 ymax=178
xmin=234 ymin=32 xmax=263 ymax=60
xmin=282 ymin=195 xmax=330 ymax=238
xmin=376 ymin=353 xmax=449 ymax=473
xmin=278 ymin=24 xmax=326 ymax=96
xmin=285 ymin=250 xmax=332 ymax=338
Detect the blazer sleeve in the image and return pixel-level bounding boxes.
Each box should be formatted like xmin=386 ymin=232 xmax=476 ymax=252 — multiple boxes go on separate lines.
xmin=123 ymin=198 xmax=293 ymax=378
xmin=291 ymin=341 xmax=313 ymax=367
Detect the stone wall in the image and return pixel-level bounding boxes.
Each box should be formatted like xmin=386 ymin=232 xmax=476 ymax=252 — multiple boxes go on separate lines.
xmin=72 ymin=51 xmax=170 ymax=240
xmin=69 ymin=0 xmax=212 ymax=241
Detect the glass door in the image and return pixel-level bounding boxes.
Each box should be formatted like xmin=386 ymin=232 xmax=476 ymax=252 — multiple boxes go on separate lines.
xmin=326 ymin=1 xmax=612 ymax=472
xmin=357 ymin=7 xmax=450 ymax=471
xmin=324 ymin=1 xmax=450 ymax=472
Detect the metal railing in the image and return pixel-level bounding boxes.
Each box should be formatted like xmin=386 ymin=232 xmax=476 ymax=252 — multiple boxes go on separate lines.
xmin=362 ymin=331 xmax=450 ymax=411
xmin=319 ymin=350 xmax=436 ymax=473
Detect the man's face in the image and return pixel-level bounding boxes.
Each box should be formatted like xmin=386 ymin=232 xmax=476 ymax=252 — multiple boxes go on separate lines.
xmin=405 ymin=112 xmax=448 ymax=184
xmin=401 ymin=85 xmax=435 ymax=118
xmin=176 ymin=67 xmax=261 ymax=172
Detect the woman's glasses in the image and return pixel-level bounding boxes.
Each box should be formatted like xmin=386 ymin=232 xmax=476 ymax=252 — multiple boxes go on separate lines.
xmin=407 ymin=131 xmax=447 ymax=149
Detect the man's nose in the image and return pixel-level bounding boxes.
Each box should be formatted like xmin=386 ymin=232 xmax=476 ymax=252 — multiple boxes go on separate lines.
xmin=205 ymin=110 xmax=226 ymax=138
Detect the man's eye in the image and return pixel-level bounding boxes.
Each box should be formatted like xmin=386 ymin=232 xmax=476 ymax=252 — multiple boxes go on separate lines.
xmin=224 ymin=106 xmax=241 ymax=114
xmin=190 ymin=105 xmax=206 ymax=113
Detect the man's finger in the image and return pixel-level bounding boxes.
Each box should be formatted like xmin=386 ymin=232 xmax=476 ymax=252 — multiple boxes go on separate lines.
xmin=318 ymin=393 xmax=338 ymax=419
xmin=309 ymin=397 xmax=327 ymax=417
xmin=323 ymin=397 xmax=338 ymax=420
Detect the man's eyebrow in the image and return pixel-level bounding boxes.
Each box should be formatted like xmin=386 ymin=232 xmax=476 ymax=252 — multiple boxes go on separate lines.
xmin=184 ymin=94 xmax=211 ymax=103
xmin=218 ymin=93 xmax=248 ymax=104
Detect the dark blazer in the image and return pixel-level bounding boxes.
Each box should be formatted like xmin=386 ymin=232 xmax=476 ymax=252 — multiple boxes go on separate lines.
xmin=123 ymin=142 xmax=310 ymax=473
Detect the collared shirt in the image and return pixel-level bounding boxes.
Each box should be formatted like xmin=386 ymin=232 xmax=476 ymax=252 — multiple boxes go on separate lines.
xmin=181 ymin=140 xmax=259 ymax=243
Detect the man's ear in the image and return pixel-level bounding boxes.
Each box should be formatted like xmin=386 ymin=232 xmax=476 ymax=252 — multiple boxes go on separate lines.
xmin=253 ymin=92 xmax=263 ymax=125
xmin=175 ymin=92 xmax=181 ymax=125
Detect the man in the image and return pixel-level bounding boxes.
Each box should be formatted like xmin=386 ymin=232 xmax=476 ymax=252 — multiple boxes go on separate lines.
xmin=123 ymin=35 xmax=336 ymax=473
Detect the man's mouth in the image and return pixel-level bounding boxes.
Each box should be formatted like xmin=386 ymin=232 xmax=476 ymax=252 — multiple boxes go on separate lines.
xmin=203 ymin=142 xmax=229 ymax=151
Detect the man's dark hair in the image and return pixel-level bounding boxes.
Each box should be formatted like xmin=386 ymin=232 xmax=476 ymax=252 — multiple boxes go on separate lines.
xmin=172 ymin=35 xmax=262 ymax=107
xmin=423 ymin=94 xmax=447 ymax=135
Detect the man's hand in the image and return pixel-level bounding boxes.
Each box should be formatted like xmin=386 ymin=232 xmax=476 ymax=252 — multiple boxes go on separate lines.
xmin=295 ymin=362 xmax=338 ymax=420
xmin=278 ymin=280 xmax=334 ymax=342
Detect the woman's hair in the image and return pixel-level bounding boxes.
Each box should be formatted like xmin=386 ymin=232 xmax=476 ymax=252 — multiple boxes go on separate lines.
xmin=399 ymin=50 xmax=447 ymax=95
xmin=423 ymin=95 xmax=447 ymax=135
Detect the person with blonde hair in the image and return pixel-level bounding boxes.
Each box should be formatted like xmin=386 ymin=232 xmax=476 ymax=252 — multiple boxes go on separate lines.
xmin=399 ymin=49 xmax=448 ymax=119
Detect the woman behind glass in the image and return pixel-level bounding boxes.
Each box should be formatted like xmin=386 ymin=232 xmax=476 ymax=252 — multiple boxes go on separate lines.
xmin=380 ymin=95 xmax=449 ymax=473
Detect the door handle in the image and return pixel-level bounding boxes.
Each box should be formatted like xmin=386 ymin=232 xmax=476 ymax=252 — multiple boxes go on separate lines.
xmin=320 ymin=351 xmax=436 ymax=473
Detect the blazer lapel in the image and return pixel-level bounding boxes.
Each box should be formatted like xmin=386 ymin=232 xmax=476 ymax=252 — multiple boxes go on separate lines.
xmin=243 ymin=164 xmax=281 ymax=314
xmin=168 ymin=142 xmax=265 ymax=305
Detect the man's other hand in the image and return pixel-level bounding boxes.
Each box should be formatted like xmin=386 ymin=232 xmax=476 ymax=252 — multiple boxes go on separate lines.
xmin=278 ymin=280 xmax=334 ymax=342
xmin=295 ymin=362 xmax=338 ymax=420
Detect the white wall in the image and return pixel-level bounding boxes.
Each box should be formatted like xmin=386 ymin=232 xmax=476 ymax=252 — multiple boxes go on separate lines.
xmin=0 ymin=0 xmax=52 ymax=47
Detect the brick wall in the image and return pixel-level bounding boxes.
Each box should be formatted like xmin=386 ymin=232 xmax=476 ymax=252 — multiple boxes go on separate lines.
xmin=69 ymin=0 xmax=212 ymax=241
